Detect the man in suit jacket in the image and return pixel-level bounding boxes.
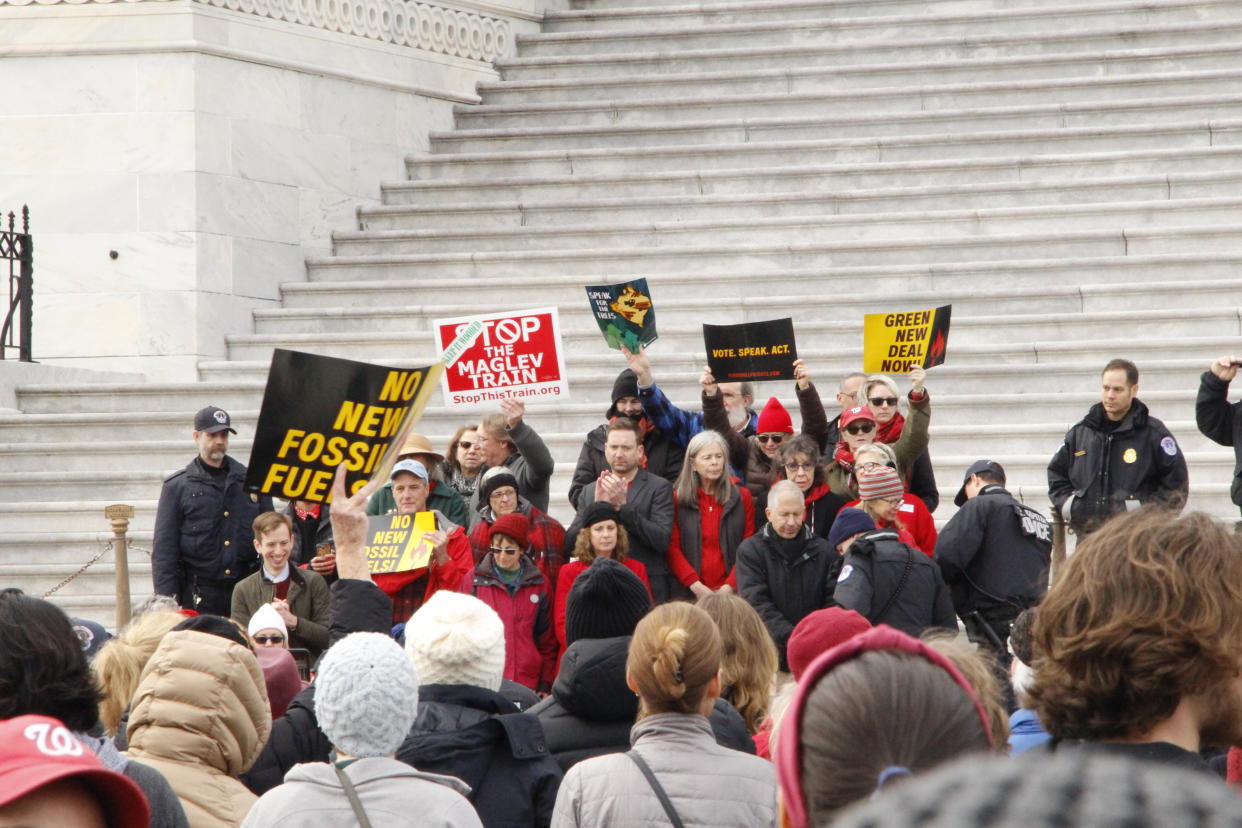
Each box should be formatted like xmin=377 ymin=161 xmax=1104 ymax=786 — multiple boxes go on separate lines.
xmin=566 ymin=418 xmax=676 ymax=603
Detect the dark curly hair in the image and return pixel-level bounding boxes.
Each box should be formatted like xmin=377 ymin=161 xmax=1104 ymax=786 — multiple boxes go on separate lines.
xmin=0 ymin=592 xmax=103 ymax=732
xmin=1028 ymin=509 xmax=1242 ymax=742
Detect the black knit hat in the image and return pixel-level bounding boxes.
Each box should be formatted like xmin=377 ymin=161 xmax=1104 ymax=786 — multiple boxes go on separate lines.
xmin=479 ymin=470 xmax=519 ymax=505
xmin=605 ymin=370 xmax=640 ymax=417
xmin=564 ymin=558 xmax=652 ymax=645
xmin=579 ymin=501 xmax=621 ymax=529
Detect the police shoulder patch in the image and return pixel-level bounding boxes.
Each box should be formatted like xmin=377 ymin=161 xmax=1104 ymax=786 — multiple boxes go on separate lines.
xmin=1160 ymin=436 xmax=1178 ymax=456
xmin=837 ymin=564 xmax=854 ymax=583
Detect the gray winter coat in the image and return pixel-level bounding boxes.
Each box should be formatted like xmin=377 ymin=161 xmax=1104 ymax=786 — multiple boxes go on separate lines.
xmin=551 ymin=713 xmax=776 ymax=828
xmin=242 ymin=757 xmax=483 ymax=828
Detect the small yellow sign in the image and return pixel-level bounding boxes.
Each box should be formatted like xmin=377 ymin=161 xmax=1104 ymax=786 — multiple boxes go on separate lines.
xmin=363 ymin=511 xmax=436 ymax=574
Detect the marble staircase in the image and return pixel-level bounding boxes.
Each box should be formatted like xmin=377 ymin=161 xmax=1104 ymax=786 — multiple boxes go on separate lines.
xmin=8 ymin=0 xmax=1242 ymax=623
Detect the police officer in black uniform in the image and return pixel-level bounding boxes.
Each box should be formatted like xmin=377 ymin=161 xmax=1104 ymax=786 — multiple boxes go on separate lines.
xmin=1047 ymin=358 xmax=1188 ymax=537
xmin=936 ymin=460 xmax=1052 ymax=665
xmin=830 ymin=508 xmax=957 ymax=638
xmin=152 ymin=406 xmax=273 ymax=614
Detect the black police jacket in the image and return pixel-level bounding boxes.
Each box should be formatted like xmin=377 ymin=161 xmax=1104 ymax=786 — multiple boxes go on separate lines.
xmin=833 ymin=529 xmax=956 ymax=637
xmin=151 ymin=457 xmax=272 ymax=596
xmin=934 ymin=486 xmax=1052 ymax=618
xmin=1047 ymin=400 xmax=1188 ymax=534
xmin=1195 ymin=370 xmax=1242 ymax=509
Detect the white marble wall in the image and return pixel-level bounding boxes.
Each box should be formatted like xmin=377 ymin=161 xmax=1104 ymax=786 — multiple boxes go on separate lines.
xmin=0 ymin=0 xmax=552 ymax=380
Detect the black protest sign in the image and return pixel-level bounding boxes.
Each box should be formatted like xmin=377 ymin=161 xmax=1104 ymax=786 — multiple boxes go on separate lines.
xmin=244 ymin=349 xmax=442 ymax=504
xmin=703 ymin=318 xmax=798 ymax=382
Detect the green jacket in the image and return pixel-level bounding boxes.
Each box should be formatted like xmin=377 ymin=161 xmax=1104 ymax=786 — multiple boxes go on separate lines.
xmin=230 ymin=566 xmax=330 ymax=658
xmin=366 ymin=479 xmax=469 ymax=527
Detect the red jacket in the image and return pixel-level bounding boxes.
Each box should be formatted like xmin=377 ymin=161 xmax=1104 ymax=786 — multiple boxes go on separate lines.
xmin=460 ymin=555 xmax=557 ymax=694
xmin=467 ymin=504 xmax=567 ymax=601
xmin=373 ymin=522 xmax=474 ymax=626
xmin=553 ymin=557 xmax=652 ymax=654
xmin=844 ymin=494 xmax=937 ymax=557
xmin=667 ymin=485 xmax=754 ymax=590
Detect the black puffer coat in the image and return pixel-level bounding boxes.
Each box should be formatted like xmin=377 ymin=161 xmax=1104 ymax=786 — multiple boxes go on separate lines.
xmin=530 ymin=635 xmax=755 ymax=773
xmin=833 ymin=529 xmax=956 ymax=637
xmin=398 ymin=684 xmax=562 ymax=828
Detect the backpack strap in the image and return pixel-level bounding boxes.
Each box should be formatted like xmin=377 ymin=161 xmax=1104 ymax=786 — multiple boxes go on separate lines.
xmin=626 ymin=751 xmax=686 ymax=828
xmin=872 ymin=542 xmax=914 ymax=623
xmin=333 ymin=764 xmax=374 ymax=828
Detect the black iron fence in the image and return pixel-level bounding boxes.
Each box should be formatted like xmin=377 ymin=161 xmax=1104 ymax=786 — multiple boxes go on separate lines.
xmin=0 ymin=206 xmax=32 ymax=362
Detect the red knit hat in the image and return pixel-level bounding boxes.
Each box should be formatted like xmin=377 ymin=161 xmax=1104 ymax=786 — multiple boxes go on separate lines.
xmin=756 ymin=397 xmax=794 ymax=434
xmin=489 ymin=512 xmax=530 ymax=549
xmin=786 ymin=608 xmax=872 ymax=681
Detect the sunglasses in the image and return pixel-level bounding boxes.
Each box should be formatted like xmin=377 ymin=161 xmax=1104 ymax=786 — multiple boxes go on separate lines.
xmin=757 ymin=433 xmax=786 ymax=445
xmin=457 ymin=440 xmax=475 ymax=449
xmin=784 ymin=462 xmax=816 ymax=473
xmin=253 ymin=635 xmax=284 ymax=645
xmin=489 ymin=546 xmax=521 ymax=555
xmin=869 ymin=396 xmax=899 ymax=407
xmin=845 ymin=422 xmax=876 ymax=435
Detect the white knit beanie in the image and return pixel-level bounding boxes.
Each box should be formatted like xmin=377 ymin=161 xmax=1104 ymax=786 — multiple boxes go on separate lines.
xmin=404 ymin=591 xmax=506 ymax=692
xmin=316 ymin=632 xmax=419 ymax=758
xmin=247 ymin=603 xmax=287 ymax=639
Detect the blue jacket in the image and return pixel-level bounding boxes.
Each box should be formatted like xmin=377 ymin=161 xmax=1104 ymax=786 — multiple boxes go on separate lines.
xmin=637 ymin=381 xmax=756 ymax=450
xmin=1008 ymin=708 xmax=1051 ymax=755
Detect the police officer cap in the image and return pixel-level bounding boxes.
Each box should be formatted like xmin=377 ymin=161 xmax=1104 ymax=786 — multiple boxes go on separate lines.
xmin=955 ymin=460 xmax=1006 ymax=507
xmin=194 ymin=406 xmax=236 ymax=435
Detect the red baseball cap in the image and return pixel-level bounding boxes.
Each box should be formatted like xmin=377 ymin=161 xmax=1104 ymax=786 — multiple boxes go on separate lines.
xmin=0 ymin=715 xmax=150 ymax=828
xmin=838 ymin=406 xmax=877 ymax=429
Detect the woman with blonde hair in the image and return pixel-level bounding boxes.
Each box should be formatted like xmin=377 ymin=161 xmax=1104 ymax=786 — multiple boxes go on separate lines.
xmin=697 ymin=592 xmax=778 ymax=735
xmin=842 ymin=442 xmax=937 ymax=556
xmin=667 ymin=430 xmax=755 ymax=600
xmin=93 ymin=609 xmax=184 ymax=744
xmin=552 ymin=602 xmax=778 ymax=826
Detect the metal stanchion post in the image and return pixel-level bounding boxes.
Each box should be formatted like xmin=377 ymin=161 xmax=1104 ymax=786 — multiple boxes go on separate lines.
xmin=1050 ymin=505 xmax=1067 ymax=583
xmin=105 ymin=504 xmax=135 ymax=630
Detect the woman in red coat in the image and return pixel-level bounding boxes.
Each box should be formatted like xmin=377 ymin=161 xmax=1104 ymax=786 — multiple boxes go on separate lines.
xmin=460 ymin=512 xmax=557 ymax=695
xmin=667 ymin=430 xmax=755 ymax=600
xmin=844 ymin=443 xmax=937 ymax=556
xmin=554 ymin=501 xmax=651 ymax=653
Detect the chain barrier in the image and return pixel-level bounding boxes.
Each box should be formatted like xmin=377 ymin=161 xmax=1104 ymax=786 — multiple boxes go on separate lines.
xmin=43 ymin=541 xmax=113 ymax=599
xmin=39 ymin=539 xmax=151 ymax=599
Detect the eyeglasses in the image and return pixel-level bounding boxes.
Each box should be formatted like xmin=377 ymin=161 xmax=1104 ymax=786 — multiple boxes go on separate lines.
xmin=757 ymin=434 xmax=786 ymax=445
xmin=882 ymin=496 xmax=905 ymax=507
xmin=489 ymin=546 xmax=521 ymax=555
xmin=784 ymin=462 xmax=816 ymax=473
xmin=457 ymin=441 xmax=475 ymax=449
xmin=253 ymin=635 xmax=285 ymax=645
xmin=869 ymin=396 xmax=899 ymax=407
xmin=858 ymin=460 xmax=896 ymax=471
xmin=490 ymin=489 xmax=517 ymax=499
xmin=845 ymin=422 xmax=875 ymax=435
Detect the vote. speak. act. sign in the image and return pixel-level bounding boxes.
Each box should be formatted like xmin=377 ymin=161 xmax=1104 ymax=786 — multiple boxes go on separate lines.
xmin=433 ymin=307 xmax=569 ymax=407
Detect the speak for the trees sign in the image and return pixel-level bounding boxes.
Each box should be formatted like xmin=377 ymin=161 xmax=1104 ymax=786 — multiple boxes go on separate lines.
xmin=433 ymin=307 xmax=569 ymax=408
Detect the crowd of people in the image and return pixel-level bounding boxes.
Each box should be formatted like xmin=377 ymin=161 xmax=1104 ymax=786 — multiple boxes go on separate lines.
xmin=4 ymin=350 xmax=1242 ymax=826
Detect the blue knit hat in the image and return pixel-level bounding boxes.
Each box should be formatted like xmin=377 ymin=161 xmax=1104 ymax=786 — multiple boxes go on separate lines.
xmin=828 ymin=508 xmax=876 ymax=550
xmin=316 ymin=632 xmax=418 ymax=758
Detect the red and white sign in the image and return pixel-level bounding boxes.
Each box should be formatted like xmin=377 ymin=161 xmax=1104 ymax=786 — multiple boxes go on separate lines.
xmin=433 ymin=307 xmax=569 ymax=407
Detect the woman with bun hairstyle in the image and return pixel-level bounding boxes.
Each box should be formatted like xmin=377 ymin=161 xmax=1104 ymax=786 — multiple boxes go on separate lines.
xmin=776 ymin=626 xmax=994 ymax=826
xmin=552 ymin=602 xmax=778 ymax=827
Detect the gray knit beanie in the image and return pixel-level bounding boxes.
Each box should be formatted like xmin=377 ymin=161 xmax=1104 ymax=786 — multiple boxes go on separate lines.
xmin=316 ymin=632 xmax=419 ymax=758
xmin=833 ymin=751 xmax=1242 ymax=828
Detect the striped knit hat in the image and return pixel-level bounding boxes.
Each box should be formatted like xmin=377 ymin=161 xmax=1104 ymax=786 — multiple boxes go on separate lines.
xmin=857 ymin=466 xmax=905 ymax=501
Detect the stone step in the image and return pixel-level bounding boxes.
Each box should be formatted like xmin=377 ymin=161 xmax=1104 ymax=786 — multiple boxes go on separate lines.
xmin=250 ymin=306 xmax=1242 ymax=356
xmin=0 ymin=500 xmax=158 ymax=534
xmin=365 ymin=168 xmax=1242 ymax=231
xmin=516 ymin=0 xmax=1242 ymax=58
xmin=287 ymin=254 xmax=1242 ymax=310
xmin=0 ymin=560 xmax=154 ymax=599
xmin=0 ymin=531 xmax=154 ymax=566
xmin=499 ymin=18 xmax=1242 ymax=79
xmin=486 ymin=42 xmax=1242 ymax=101
xmin=458 ymin=69 xmax=1242 ymax=132
xmin=412 ymin=119 xmax=1236 ymax=181
xmin=335 ymin=197 xmax=1242 ymax=257
xmin=549 ymin=0 xmax=1054 ymax=28
xmin=306 ymin=223 xmax=1242 ymax=281
xmin=432 ymin=93 xmax=1242 ymax=154
xmin=390 ymin=145 xmax=1242 ymax=206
